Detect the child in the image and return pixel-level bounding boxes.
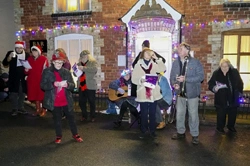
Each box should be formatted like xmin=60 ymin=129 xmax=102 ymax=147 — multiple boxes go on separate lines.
xmin=40 ymin=51 xmax=83 ymax=144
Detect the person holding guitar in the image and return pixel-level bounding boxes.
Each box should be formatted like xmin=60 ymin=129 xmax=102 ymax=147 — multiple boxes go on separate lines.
xmin=109 ymin=69 xmax=139 ymax=127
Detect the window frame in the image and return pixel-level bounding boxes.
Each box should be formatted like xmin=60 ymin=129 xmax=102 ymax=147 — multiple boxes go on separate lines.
xmin=222 ymin=29 xmax=250 ymax=91
xmin=54 ymin=0 xmax=92 ymax=13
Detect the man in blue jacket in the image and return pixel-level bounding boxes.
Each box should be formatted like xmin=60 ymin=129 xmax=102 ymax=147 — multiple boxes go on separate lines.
xmin=170 ymin=42 xmax=204 ymax=145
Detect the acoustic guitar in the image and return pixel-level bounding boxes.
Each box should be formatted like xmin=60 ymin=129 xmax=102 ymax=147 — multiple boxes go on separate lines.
xmin=108 ymin=86 xmax=128 ymax=101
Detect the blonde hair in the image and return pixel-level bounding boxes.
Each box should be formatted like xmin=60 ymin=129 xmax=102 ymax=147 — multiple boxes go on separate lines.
xmin=139 ymin=48 xmax=154 ymax=59
xmin=219 ymin=58 xmax=233 ymax=68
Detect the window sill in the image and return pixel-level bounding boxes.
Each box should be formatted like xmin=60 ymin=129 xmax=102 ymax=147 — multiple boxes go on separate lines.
xmin=223 ymin=2 xmax=250 ymax=7
xmin=51 ymin=11 xmax=92 ymax=18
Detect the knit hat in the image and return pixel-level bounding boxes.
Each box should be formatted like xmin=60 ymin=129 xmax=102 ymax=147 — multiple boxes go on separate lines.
xmin=51 ymin=52 xmax=66 ymax=61
xmin=142 ymin=40 xmax=150 ymax=48
xmin=15 ymin=41 xmax=25 ymax=48
xmin=31 ymin=45 xmax=42 ymax=55
xmin=80 ymin=50 xmax=90 ymax=57
xmin=121 ymin=69 xmax=131 ymax=77
xmin=1 ymin=73 xmax=9 ymax=79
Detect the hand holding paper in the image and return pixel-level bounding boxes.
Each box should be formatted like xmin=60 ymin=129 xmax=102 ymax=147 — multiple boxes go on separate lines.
xmin=72 ymin=63 xmax=83 ymax=77
xmin=143 ymin=74 xmax=158 ymax=89
xmin=19 ymin=59 xmax=32 ymax=69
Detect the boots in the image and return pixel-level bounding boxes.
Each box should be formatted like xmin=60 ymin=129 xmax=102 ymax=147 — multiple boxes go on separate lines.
xmin=156 ymin=122 xmax=166 ymax=130
xmin=32 ymin=101 xmax=41 ymax=117
xmin=39 ymin=102 xmax=46 ymax=117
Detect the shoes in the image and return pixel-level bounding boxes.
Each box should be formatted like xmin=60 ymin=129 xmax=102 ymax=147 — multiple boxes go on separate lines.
xmin=55 ymin=137 xmax=62 ymax=144
xmin=150 ymin=132 xmax=157 ymax=139
xmin=113 ymin=121 xmax=121 ymax=127
xmin=216 ymin=128 xmax=225 ymax=134
xmin=62 ymin=116 xmax=66 ymax=120
xmin=80 ymin=117 xmax=87 ymax=122
xmin=11 ymin=109 xmax=18 ymax=116
xmin=227 ymin=127 xmax=237 ymax=132
xmin=139 ymin=132 xmax=147 ymax=139
xmin=171 ymin=133 xmax=186 ymax=140
xmin=32 ymin=110 xmax=40 ymax=117
xmin=39 ymin=108 xmax=46 ymax=117
xmin=156 ymin=122 xmax=166 ymax=130
xmin=17 ymin=109 xmax=28 ymax=115
xmin=73 ymin=134 xmax=83 ymax=142
xmin=192 ymin=136 xmax=199 ymax=145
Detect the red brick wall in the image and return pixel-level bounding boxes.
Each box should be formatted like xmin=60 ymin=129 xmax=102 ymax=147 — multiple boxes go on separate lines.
xmin=19 ymin=0 xmax=250 ymax=94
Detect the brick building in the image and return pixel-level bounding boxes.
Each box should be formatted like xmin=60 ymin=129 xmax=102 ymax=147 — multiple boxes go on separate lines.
xmin=10 ymin=0 xmax=250 ymax=105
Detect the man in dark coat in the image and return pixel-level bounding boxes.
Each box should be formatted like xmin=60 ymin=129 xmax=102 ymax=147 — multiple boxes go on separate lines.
xmin=2 ymin=41 xmax=30 ymax=116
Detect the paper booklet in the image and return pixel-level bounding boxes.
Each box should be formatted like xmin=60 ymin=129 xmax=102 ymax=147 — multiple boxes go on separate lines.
xmin=216 ymin=81 xmax=228 ymax=89
xmin=19 ymin=59 xmax=32 ymax=69
xmin=143 ymin=74 xmax=158 ymax=89
xmin=72 ymin=63 xmax=83 ymax=77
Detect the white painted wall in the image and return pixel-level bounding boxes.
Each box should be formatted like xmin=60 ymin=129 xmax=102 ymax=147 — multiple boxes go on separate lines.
xmin=0 ymin=0 xmax=15 ymax=68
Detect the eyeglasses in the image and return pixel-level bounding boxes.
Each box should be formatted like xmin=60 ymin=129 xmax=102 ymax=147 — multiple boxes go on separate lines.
xmin=54 ymin=61 xmax=64 ymax=65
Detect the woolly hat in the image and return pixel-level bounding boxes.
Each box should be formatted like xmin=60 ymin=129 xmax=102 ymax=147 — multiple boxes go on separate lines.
xmin=1 ymin=73 xmax=9 ymax=79
xmin=180 ymin=42 xmax=191 ymax=50
xmin=15 ymin=41 xmax=25 ymax=48
xmin=80 ymin=50 xmax=90 ymax=57
xmin=31 ymin=45 xmax=42 ymax=55
xmin=52 ymin=52 xmax=66 ymax=61
xmin=142 ymin=40 xmax=150 ymax=48
xmin=121 ymin=69 xmax=131 ymax=77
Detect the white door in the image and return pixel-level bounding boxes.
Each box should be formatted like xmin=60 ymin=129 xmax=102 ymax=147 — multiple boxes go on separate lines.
xmin=135 ymin=31 xmax=172 ymax=79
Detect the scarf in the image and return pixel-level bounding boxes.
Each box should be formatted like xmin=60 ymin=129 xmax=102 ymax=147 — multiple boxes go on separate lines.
xmin=79 ymin=60 xmax=88 ymax=91
xmin=140 ymin=63 xmax=153 ymax=99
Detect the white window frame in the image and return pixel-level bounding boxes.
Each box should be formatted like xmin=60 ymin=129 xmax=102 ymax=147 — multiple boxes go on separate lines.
xmin=54 ymin=0 xmax=92 ymax=13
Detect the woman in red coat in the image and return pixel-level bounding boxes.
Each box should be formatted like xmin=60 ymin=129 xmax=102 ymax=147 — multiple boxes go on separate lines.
xmin=25 ymin=45 xmax=49 ymax=116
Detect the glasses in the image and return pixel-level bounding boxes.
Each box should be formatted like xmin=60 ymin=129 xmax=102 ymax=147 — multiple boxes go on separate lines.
xmin=54 ymin=61 xmax=64 ymax=65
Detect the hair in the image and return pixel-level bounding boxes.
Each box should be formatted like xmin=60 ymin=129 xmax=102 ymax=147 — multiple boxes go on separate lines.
xmin=139 ymin=48 xmax=154 ymax=59
xmin=142 ymin=40 xmax=150 ymax=48
xmin=219 ymin=58 xmax=233 ymax=68
xmin=80 ymin=51 xmax=97 ymax=63
xmin=179 ymin=42 xmax=191 ymax=51
xmin=56 ymin=48 xmax=68 ymax=60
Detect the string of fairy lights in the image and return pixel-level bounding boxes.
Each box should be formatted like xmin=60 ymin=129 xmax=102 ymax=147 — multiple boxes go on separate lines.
xmin=15 ymin=18 xmax=250 ymax=39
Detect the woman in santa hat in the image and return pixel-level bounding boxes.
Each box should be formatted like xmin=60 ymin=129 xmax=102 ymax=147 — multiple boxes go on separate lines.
xmin=25 ymin=45 xmax=49 ymax=116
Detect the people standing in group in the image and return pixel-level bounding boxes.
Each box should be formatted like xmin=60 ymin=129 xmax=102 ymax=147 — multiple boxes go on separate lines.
xmin=132 ymin=48 xmax=166 ymax=139
xmin=77 ymin=50 xmax=98 ymax=122
xmin=25 ymin=45 xmax=49 ymax=117
xmin=170 ymin=42 xmax=204 ymax=145
xmin=55 ymin=48 xmax=71 ymax=70
xmin=0 ymin=73 xmax=9 ymax=101
xmin=40 ymin=51 xmax=83 ymax=144
xmin=208 ymin=58 xmax=243 ymax=134
xmin=2 ymin=41 xmax=30 ymax=116
xmin=109 ymin=69 xmax=139 ymax=127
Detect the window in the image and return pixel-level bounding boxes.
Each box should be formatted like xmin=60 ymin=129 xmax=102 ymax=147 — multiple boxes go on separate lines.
xmin=223 ymin=30 xmax=250 ymax=91
xmin=55 ymin=0 xmax=91 ymax=13
xmin=55 ymin=34 xmax=93 ymax=85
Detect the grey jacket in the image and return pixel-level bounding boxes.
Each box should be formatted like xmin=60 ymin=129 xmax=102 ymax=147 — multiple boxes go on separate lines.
xmin=40 ymin=66 xmax=75 ymax=111
xmin=170 ymin=57 xmax=204 ymax=99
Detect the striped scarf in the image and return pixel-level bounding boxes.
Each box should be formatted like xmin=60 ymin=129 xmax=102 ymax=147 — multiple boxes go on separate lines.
xmin=79 ymin=61 xmax=88 ymax=91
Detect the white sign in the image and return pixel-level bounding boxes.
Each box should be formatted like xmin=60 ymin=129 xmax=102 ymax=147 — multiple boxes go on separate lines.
xmin=118 ymin=55 xmax=126 ymax=66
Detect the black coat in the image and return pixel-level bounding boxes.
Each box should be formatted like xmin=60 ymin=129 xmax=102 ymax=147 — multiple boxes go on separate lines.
xmin=208 ymin=67 xmax=243 ymax=108
xmin=40 ymin=66 xmax=75 ymax=111
xmin=2 ymin=51 xmax=29 ymax=93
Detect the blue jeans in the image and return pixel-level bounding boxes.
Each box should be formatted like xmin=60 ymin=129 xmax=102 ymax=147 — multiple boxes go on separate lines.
xmin=176 ymin=97 xmax=199 ymax=137
xmin=0 ymin=92 xmax=8 ymax=101
xmin=140 ymin=101 xmax=157 ymax=134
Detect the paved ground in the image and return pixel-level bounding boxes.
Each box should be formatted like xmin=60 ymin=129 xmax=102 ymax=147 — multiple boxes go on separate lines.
xmin=0 ymin=101 xmax=250 ymax=166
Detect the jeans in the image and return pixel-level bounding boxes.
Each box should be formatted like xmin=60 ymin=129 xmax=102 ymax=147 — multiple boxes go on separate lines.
xmin=155 ymin=105 xmax=163 ymax=123
xmin=52 ymin=106 xmax=78 ymax=137
xmin=176 ymin=97 xmax=199 ymax=137
xmin=79 ymin=89 xmax=96 ymax=119
xmin=0 ymin=92 xmax=8 ymax=101
xmin=140 ymin=101 xmax=157 ymax=134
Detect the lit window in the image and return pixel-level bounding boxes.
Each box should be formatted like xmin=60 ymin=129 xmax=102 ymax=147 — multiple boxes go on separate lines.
xmin=223 ymin=30 xmax=250 ymax=91
xmin=55 ymin=0 xmax=91 ymax=13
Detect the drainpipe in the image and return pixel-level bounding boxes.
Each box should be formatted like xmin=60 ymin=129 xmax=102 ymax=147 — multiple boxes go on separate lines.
xmin=125 ymin=26 xmax=128 ymax=69
xmin=179 ymin=14 xmax=185 ymax=43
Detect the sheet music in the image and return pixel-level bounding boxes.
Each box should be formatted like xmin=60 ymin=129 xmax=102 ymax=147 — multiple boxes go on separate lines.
xmin=72 ymin=63 xmax=83 ymax=77
xmin=19 ymin=59 xmax=32 ymax=69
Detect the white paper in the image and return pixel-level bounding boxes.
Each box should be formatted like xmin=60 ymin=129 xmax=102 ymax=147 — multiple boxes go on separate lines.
xmin=216 ymin=81 xmax=228 ymax=89
xmin=118 ymin=55 xmax=126 ymax=66
xmin=72 ymin=63 xmax=83 ymax=77
xmin=19 ymin=59 xmax=32 ymax=69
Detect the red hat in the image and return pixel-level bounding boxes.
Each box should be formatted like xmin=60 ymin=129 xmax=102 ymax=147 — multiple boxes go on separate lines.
xmin=15 ymin=41 xmax=25 ymax=48
xmin=31 ymin=45 xmax=42 ymax=55
xmin=52 ymin=52 xmax=66 ymax=61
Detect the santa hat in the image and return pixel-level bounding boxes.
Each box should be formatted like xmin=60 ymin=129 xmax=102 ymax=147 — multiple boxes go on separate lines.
xmin=15 ymin=41 xmax=25 ymax=48
xmin=52 ymin=52 xmax=66 ymax=62
xmin=31 ymin=45 xmax=42 ymax=55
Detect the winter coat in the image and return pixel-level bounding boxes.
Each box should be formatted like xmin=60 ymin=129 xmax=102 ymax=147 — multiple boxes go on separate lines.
xmin=170 ymin=56 xmax=204 ymax=99
xmin=25 ymin=55 xmax=49 ymax=101
xmin=77 ymin=60 xmax=98 ymax=90
xmin=40 ymin=66 xmax=75 ymax=111
xmin=208 ymin=67 xmax=243 ymax=108
xmin=132 ymin=58 xmax=166 ymax=103
xmin=2 ymin=50 xmax=29 ymax=93
xmin=109 ymin=77 xmax=138 ymax=109
xmin=158 ymin=75 xmax=173 ymax=106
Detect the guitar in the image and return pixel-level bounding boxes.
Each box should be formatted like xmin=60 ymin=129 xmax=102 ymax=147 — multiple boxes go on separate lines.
xmin=108 ymin=86 xmax=128 ymax=101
